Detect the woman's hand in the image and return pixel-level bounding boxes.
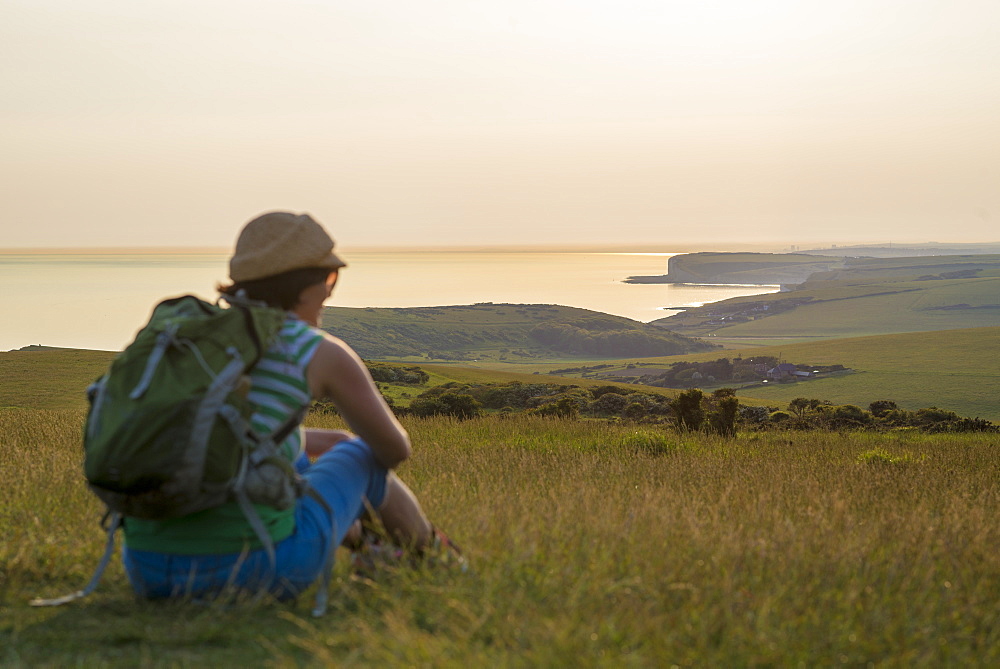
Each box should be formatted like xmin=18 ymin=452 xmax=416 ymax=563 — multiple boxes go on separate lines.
xmin=304 ymin=427 xmax=358 ymax=458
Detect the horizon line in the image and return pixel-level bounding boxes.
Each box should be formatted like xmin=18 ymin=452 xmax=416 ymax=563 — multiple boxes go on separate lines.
xmin=3 ymin=240 xmax=999 ymax=256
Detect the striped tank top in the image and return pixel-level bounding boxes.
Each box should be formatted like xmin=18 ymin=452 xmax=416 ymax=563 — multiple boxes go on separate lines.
xmin=123 ymin=316 xmax=325 ymax=555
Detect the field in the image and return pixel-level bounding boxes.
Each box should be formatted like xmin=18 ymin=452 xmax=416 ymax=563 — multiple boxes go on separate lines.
xmin=4 ymin=409 xmax=1000 ymax=666
xmin=482 ymin=327 xmax=1000 ymax=423
xmin=10 ymin=325 xmax=997 ymax=424
xmin=656 ymin=255 xmax=1000 ymax=340
xmin=2 ymin=357 xmax=999 ymax=665
xmin=0 ymin=349 xmax=116 ymax=411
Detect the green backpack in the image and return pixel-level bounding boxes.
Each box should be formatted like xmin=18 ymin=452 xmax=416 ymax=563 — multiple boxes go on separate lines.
xmin=32 ymin=295 xmax=333 ymax=612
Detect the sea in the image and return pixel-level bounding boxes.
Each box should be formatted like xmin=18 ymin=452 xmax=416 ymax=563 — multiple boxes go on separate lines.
xmin=0 ymin=251 xmax=779 ymax=352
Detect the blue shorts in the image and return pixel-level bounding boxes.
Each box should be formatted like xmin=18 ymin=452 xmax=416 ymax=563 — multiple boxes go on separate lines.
xmin=121 ymin=438 xmax=388 ymax=600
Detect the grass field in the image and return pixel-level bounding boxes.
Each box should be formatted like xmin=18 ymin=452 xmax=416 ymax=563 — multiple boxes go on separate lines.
xmin=656 ymin=255 xmax=1000 ymax=340
xmin=5 ymin=325 xmax=997 ymax=423
xmin=519 ymin=327 xmax=1000 ymax=423
xmin=3 ymin=407 xmax=999 ymax=666
xmin=0 ymin=349 xmax=116 ymax=411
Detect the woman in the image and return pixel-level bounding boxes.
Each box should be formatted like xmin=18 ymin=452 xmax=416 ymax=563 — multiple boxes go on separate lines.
xmin=122 ymin=211 xmax=450 ymax=601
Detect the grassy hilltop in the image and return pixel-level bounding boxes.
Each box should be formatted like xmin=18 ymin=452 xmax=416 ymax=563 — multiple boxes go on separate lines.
xmin=3 ymin=313 xmax=999 ymax=664
xmin=320 ymin=303 xmax=714 ymax=361
xmin=654 ymin=254 xmax=1000 ymax=342
xmin=3 ymin=397 xmax=999 ymax=665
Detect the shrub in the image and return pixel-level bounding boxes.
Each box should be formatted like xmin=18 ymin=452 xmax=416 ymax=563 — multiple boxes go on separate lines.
xmin=708 ymin=396 xmax=739 ymax=437
xmin=531 ymin=397 xmax=580 ymax=419
xmin=769 ymin=410 xmax=793 ymax=424
xmin=590 ymin=392 xmax=631 ymax=415
xmin=868 ymin=399 xmax=899 ymax=418
xmin=825 ymin=404 xmax=872 ymax=429
xmin=671 ymin=388 xmax=705 ymax=432
xmin=621 ymin=402 xmax=648 ymax=421
xmin=409 ymin=397 xmax=449 ymax=418
xmin=410 ymin=392 xmax=482 ymax=419
xmin=738 ymin=405 xmax=770 ymax=426
xmin=366 ymin=363 xmax=430 ymax=385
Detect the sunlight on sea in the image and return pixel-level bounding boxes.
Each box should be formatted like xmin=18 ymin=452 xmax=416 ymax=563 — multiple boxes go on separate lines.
xmin=0 ymin=251 xmax=778 ymax=351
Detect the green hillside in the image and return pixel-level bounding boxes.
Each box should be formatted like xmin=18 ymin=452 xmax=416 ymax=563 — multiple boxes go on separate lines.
xmin=320 ymin=303 xmax=714 ymax=361
xmin=529 ymin=327 xmax=1000 ymax=422
xmin=654 ymin=255 xmax=1000 ymax=340
xmin=0 ymin=349 xmax=116 ymax=410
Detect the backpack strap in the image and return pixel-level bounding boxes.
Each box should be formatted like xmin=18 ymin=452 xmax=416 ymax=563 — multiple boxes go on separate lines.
xmin=231 ymin=489 xmax=279 ymax=596
xmin=310 ymin=492 xmax=337 ymax=617
xmin=30 ymin=511 xmax=122 ymax=607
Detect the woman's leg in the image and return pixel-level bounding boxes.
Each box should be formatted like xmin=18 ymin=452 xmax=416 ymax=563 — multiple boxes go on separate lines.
xmin=375 ymin=473 xmax=433 ymax=549
xmin=303 ymin=439 xmax=433 ymax=549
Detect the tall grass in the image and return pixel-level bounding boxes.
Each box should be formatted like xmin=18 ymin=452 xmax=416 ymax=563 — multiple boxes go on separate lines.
xmin=2 ymin=410 xmax=998 ymax=666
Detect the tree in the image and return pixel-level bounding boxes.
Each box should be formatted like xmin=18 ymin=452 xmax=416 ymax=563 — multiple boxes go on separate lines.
xmin=868 ymin=400 xmax=899 ymax=418
xmin=788 ymin=397 xmax=822 ymax=418
xmin=708 ymin=396 xmax=740 ymax=437
xmin=671 ymin=389 xmax=705 ymax=432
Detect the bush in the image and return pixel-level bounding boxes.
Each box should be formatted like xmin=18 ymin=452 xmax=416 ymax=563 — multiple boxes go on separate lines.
xmin=366 ymin=363 xmax=430 ymax=385
xmin=410 ymin=392 xmax=482 ymax=419
xmin=409 ymin=397 xmax=449 ymax=418
xmin=480 ymin=383 xmax=554 ymax=409
xmin=671 ymin=389 xmax=705 ymax=432
xmin=769 ymin=410 xmax=793 ymax=424
xmin=738 ymin=405 xmax=770 ymax=426
xmin=531 ymin=397 xmax=580 ymax=419
xmin=868 ymin=399 xmax=899 ymax=418
xmin=825 ymin=404 xmax=872 ymax=429
xmin=621 ymin=402 xmax=648 ymax=421
xmin=708 ymin=396 xmax=739 ymax=437
xmin=590 ymin=392 xmax=631 ymax=416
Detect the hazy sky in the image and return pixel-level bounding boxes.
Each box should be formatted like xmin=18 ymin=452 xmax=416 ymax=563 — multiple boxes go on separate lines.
xmin=2 ymin=0 xmax=998 ymax=249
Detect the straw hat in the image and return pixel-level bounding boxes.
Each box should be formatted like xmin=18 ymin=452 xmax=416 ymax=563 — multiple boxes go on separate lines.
xmin=229 ymin=211 xmax=347 ymax=282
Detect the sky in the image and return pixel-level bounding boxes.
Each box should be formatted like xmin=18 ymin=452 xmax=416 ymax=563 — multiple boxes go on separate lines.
xmin=2 ymin=0 xmax=999 ymax=250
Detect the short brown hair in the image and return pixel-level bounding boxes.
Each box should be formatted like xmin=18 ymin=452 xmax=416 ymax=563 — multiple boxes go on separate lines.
xmin=218 ymin=267 xmax=335 ymax=311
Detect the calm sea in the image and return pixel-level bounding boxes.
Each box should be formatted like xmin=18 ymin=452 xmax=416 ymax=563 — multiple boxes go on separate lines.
xmin=0 ymin=251 xmax=778 ymax=352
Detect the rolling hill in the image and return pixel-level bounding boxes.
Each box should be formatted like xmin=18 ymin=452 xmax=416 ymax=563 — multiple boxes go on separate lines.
xmin=319 ymin=303 xmax=714 ymax=361
xmin=653 ymin=254 xmax=1000 ymax=341
xmin=3 ymin=325 xmax=996 ymax=422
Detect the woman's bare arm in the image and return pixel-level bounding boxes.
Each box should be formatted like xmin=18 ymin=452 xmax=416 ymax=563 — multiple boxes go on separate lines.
xmin=306 ymin=334 xmax=412 ymax=469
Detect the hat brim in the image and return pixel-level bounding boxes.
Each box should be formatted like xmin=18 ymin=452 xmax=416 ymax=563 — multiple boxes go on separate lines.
xmin=320 ymin=252 xmax=348 ymax=270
